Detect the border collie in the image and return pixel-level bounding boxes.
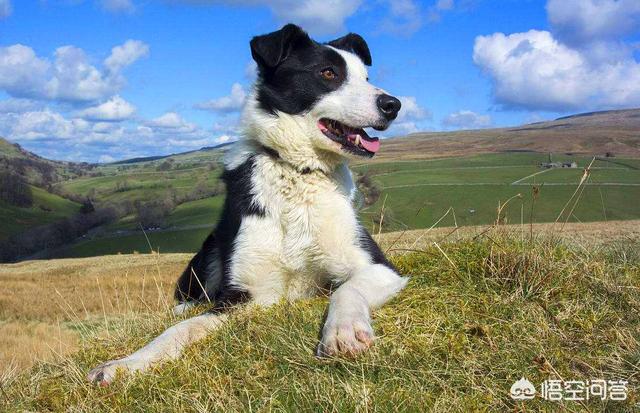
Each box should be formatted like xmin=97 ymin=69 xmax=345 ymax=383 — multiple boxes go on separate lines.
xmin=88 ymin=24 xmax=405 ymax=385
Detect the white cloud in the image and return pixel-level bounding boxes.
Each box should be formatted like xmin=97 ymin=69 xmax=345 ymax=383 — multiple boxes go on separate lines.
xmin=0 ymin=45 xmax=50 ymax=98
xmin=474 ymin=0 xmax=640 ymax=112
xmin=442 ymin=110 xmax=491 ymax=129
xmin=396 ymin=96 xmax=431 ymax=122
xmin=436 ymin=0 xmax=454 ymax=11
xmin=146 ymin=112 xmax=199 ymax=134
xmin=0 ymin=110 xmax=86 ymax=141
xmin=547 ymin=0 xmax=640 ymax=46
xmin=176 ymin=0 xmax=361 ymax=35
xmin=244 ymin=61 xmax=258 ymax=80
xmin=104 ymin=40 xmax=149 ymax=73
xmin=379 ymin=0 xmax=423 ymax=36
xmin=473 ymin=29 xmax=640 ymax=111
xmin=146 ymin=112 xmax=185 ymax=129
xmin=78 ymin=95 xmax=136 ymax=121
xmin=0 ymin=40 xmax=148 ymax=103
xmin=216 ymin=134 xmax=231 ymax=144
xmin=0 ymin=98 xmax=43 ymax=113
xmin=0 ymin=107 xmax=221 ymax=162
xmin=98 ymin=154 xmax=116 ymax=163
xmin=428 ymin=0 xmax=456 ymax=22
xmin=383 ymin=95 xmax=431 ymax=136
xmin=100 ymin=0 xmax=135 ymax=14
xmin=0 ymin=0 xmax=11 ymax=19
xmin=195 ymin=83 xmax=246 ymax=113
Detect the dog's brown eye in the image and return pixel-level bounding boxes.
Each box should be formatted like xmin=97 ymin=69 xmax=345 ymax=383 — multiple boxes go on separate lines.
xmin=320 ymin=68 xmax=337 ymax=80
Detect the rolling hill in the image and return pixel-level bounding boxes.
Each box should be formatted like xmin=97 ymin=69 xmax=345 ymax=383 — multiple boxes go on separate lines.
xmin=0 ymin=138 xmax=86 ymax=240
xmin=0 ymin=186 xmax=80 ymax=239
xmin=375 ymin=108 xmax=640 ymax=162
xmin=0 ymin=137 xmax=90 ymax=185
xmin=2 ymin=108 xmax=640 ymax=260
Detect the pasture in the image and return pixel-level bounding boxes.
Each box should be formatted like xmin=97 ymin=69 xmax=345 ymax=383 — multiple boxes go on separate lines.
xmin=0 ymin=186 xmax=80 ymax=240
xmin=56 ymin=165 xmax=222 ymax=205
xmin=52 ymin=152 xmax=640 ymax=258
xmin=357 ymin=153 xmax=640 ymax=232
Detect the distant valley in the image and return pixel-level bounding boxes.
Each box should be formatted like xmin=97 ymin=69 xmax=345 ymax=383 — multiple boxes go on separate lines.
xmin=1 ymin=108 xmax=639 ymax=262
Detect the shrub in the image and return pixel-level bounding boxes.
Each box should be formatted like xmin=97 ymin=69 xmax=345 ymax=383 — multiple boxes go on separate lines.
xmin=135 ymin=200 xmax=174 ymax=229
xmin=0 ymin=172 xmax=33 ymax=207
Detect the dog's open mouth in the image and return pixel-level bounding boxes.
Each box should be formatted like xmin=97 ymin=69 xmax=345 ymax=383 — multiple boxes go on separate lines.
xmin=318 ymin=118 xmax=380 ymax=157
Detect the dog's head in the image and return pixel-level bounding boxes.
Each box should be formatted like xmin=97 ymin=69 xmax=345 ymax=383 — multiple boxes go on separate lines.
xmin=243 ymin=24 xmax=401 ymax=171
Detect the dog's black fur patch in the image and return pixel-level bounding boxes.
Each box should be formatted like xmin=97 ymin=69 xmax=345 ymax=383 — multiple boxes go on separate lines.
xmin=174 ymin=155 xmax=264 ymax=306
xmin=328 ymin=33 xmax=372 ymax=66
xmin=358 ymin=226 xmax=396 ymax=271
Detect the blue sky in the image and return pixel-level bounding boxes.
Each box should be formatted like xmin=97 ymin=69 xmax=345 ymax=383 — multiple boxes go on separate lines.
xmin=0 ymin=0 xmax=639 ymax=162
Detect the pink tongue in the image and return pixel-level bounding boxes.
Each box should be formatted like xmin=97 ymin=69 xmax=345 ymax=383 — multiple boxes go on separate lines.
xmin=355 ymin=134 xmax=380 ymax=153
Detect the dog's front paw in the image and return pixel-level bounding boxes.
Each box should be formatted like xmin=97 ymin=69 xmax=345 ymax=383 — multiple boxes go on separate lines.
xmin=87 ymin=357 xmax=146 ymax=386
xmin=316 ymin=311 xmax=374 ymax=357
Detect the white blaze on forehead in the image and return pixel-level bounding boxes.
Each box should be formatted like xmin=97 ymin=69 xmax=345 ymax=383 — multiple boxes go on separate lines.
xmin=311 ymin=46 xmax=382 ymax=128
xmin=327 ymin=46 xmax=368 ymax=81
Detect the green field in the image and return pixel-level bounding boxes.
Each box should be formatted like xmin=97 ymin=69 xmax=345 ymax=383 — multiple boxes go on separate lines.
xmin=51 ymin=152 xmax=640 ymax=258
xmin=57 ymin=166 xmax=222 ymax=205
xmin=0 ymin=186 xmax=80 ymax=239
xmin=357 ymin=153 xmax=640 ymax=231
xmin=57 ymin=196 xmax=225 ymax=257
xmin=165 ymin=196 xmax=224 ymax=227
xmin=58 ymin=227 xmax=213 ymax=258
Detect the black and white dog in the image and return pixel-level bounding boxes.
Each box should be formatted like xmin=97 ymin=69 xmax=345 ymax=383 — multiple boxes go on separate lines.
xmin=88 ymin=24 xmax=405 ymax=385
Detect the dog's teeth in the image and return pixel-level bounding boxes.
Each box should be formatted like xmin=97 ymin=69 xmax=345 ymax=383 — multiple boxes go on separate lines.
xmin=354 ymin=135 xmax=361 ymax=146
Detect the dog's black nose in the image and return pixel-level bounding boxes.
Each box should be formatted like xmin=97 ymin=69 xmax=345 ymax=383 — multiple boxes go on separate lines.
xmin=376 ymin=94 xmax=401 ymax=120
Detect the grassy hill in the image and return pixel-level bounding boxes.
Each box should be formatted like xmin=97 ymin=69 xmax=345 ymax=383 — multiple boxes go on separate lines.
xmin=0 ymin=137 xmax=91 ymax=241
xmin=375 ymin=108 xmax=640 ymax=162
xmin=0 ymin=137 xmax=90 ymax=185
xmin=2 ymin=225 xmax=638 ymax=411
xmin=51 ymin=151 xmax=640 ymax=258
xmin=51 ymin=145 xmax=225 ymax=207
xmin=357 ymin=152 xmax=640 ymax=232
xmin=3 ymin=108 xmax=640 ymax=260
xmin=0 ymin=185 xmax=80 ymax=240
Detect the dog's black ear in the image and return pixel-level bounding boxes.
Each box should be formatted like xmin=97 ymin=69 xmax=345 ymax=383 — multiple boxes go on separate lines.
xmin=250 ymin=24 xmax=312 ymax=71
xmin=328 ymin=33 xmax=372 ymax=66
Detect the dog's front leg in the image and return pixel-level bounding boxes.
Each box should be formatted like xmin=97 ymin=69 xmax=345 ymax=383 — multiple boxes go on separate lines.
xmin=87 ymin=311 xmax=227 ymax=385
xmin=317 ymin=264 xmax=407 ymax=357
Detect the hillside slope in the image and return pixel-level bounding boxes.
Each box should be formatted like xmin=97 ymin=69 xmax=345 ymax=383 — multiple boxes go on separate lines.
xmin=0 ymin=137 xmax=89 ymax=185
xmin=0 ymin=186 xmax=80 ymax=239
xmin=375 ymin=108 xmax=640 ymax=161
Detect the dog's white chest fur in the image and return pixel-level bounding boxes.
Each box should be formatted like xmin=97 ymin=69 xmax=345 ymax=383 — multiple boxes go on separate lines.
xmin=228 ymin=152 xmax=371 ymax=304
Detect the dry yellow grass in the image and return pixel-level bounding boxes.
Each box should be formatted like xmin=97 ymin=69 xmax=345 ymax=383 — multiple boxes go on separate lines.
xmin=0 ymin=253 xmax=190 ymax=321
xmin=0 ymin=253 xmax=190 ymax=374
xmin=1 ymin=220 xmax=637 ymax=376
xmin=0 ymin=321 xmax=78 ymax=374
xmin=375 ymin=219 xmax=640 ymax=253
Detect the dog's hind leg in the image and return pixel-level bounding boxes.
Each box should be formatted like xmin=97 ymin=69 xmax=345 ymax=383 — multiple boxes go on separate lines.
xmin=87 ymin=310 xmax=228 ymax=386
xmin=173 ymin=232 xmax=222 ymax=313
